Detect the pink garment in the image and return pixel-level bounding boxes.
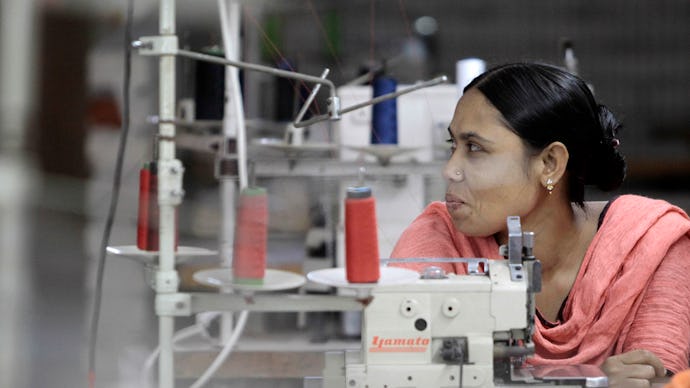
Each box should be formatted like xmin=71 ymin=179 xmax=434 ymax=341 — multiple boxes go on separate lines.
xmin=390 ymin=195 xmax=690 ymax=373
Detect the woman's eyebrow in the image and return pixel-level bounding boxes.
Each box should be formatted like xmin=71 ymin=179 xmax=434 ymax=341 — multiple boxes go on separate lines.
xmin=448 ymin=126 xmax=493 ymax=144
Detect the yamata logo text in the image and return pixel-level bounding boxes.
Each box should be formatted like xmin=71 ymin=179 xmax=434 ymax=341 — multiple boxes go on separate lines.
xmin=369 ymin=336 xmax=430 ymax=353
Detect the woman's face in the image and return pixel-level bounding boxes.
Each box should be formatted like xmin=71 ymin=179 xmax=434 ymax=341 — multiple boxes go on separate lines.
xmin=444 ymin=88 xmax=543 ymax=238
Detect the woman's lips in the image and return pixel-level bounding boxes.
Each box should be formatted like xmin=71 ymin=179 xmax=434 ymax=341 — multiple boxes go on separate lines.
xmin=445 ymin=193 xmax=466 ymax=210
xmin=445 ymin=193 xmax=465 ymax=204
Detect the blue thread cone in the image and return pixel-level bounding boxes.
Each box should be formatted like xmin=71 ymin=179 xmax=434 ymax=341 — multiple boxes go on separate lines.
xmin=371 ymin=77 xmax=398 ymax=145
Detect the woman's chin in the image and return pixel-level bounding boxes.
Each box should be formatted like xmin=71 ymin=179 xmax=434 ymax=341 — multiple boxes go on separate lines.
xmin=451 ymin=218 xmax=494 ymax=238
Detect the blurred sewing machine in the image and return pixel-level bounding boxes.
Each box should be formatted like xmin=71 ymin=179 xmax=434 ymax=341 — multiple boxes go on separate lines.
xmin=318 ymin=217 xmax=608 ymax=388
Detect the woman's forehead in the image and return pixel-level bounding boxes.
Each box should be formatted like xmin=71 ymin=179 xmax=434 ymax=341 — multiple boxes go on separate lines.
xmin=451 ymin=90 xmax=511 ymax=137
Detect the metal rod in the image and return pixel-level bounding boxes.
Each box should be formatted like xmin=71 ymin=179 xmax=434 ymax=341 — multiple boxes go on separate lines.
xmin=381 ymin=258 xmax=488 ymax=265
xmin=290 ymin=113 xmax=332 ymax=129
xmin=158 ymin=316 xmax=174 ymax=388
xmin=175 ymin=49 xmax=446 ymax=130
xmin=252 ymin=159 xmax=443 ymax=178
xmin=177 ymin=49 xmax=337 ymax=100
xmin=341 ymin=54 xmax=403 ymax=86
xmin=190 ymin=293 xmax=364 ymax=314
xmin=343 ymin=71 xmax=376 ymax=87
xmin=292 ymin=75 xmax=448 ymax=128
xmin=218 ymin=0 xmax=247 ymax=189
xmin=294 ymin=68 xmax=330 ymax=124
xmin=217 ymin=0 xmax=242 ymax=345
xmin=158 ymin=0 xmax=177 ymax=387
xmin=339 ymin=75 xmax=448 ymax=115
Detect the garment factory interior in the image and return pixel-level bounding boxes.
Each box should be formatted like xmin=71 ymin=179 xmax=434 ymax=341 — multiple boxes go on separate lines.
xmin=1 ymin=1 xmax=689 ymax=388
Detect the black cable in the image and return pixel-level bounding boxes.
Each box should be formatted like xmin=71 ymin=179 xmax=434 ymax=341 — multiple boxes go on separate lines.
xmin=87 ymin=0 xmax=134 ymax=386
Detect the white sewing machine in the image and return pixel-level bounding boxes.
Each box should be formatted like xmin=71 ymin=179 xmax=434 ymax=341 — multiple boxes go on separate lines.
xmin=319 ymin=217 xmax=608 ymax=388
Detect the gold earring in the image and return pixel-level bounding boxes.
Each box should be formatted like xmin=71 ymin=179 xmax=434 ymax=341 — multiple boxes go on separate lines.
xmin=546 ymin=178 xmax=554 ymax=194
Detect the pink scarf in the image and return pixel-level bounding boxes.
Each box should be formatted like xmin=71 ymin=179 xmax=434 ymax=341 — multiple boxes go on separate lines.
xmin=532 ymin=195 xmax=690 ymax=366
xmin=390 ymin=195 xmax=690 ymax=369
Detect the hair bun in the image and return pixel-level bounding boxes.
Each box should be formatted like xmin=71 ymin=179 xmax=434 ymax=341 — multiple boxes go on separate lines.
xmin=585 ymin=105 xmax=627 ymax=191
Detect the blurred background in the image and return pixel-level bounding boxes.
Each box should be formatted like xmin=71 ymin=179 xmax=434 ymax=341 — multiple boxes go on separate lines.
xmin=1 ymin=1 xmax=688 ymax=387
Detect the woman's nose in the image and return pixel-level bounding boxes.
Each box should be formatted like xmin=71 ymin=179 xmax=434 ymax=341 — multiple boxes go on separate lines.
xmin=443 ymin=156 xmax=464 ymax=183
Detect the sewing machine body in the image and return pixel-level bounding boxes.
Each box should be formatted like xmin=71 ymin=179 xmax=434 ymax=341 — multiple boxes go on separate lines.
xmin=321 ymin=218 xmax=607 ymax=388
xmin=322 ymin=260 xmax=606 ymax=387
xmin=366 ymin=261 xmax=526 ymax=385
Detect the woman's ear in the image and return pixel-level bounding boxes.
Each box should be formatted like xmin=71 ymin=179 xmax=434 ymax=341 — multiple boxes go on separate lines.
xmin=539 ymin=141 xmax=569 ymax=185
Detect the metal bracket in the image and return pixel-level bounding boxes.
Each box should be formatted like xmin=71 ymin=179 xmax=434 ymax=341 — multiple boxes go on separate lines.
xmin=506 ymin=216 xmax=526 ymax=282
xmin=157 ymin=159 xmax=185 ymax=206
xmin=155 ymin=293 xmax=192 ymax=317
xmin=213 ymin=154 xmax=239 ymax=180
xmin=132 ymin=35 xmax=179 ymax=56
xmin=154 ymin=270 xmax=180 ymax=294
xmin=382 ymin=257 xmax=490 ymax=276
xmin=466 ymin=258 xmax=490 ymax=275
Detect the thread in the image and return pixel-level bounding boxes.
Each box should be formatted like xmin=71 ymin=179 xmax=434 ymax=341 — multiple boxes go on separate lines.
xmin=370 ymin=76 xmax=398 ymax=144
xmin=136 ymin=161 xmax=178 ymax=251
xmin=146 ymin=161 xmax=159 ymax=250
xmin=345 ymin=186 xmax=380 ymax=283
xmin=232 ymin=187 xmax=268 ymax=285
xmin=136 ymin=163 xmax=151 ymax=250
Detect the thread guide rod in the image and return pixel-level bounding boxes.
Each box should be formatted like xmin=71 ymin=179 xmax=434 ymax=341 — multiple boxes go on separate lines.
xmin=337 ymin=75 xmax=448 ymax=116
xmin=133 ymin=39 xmax=448 ymax=129
xmin=294 ymin=68 xmax=330 ymax=124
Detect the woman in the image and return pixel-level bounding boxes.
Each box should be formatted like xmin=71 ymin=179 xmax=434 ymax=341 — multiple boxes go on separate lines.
xmin=390 ymin=63 xmax=690 ymax=387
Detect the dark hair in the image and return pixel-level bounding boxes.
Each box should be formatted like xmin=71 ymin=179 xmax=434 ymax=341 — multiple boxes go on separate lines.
xmin=464 ymin=62 xmax=626 ymax=206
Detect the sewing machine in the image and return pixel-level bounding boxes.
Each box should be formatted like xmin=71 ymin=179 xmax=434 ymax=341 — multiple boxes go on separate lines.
xmin=319 ymin=216 xmax=608 ymax=388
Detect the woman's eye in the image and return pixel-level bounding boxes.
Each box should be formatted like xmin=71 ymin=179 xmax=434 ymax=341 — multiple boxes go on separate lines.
xmin=467 ymin=142 xmax=482 ymax=152
xmin=446 ymin=138 xmax=482 ymax=154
